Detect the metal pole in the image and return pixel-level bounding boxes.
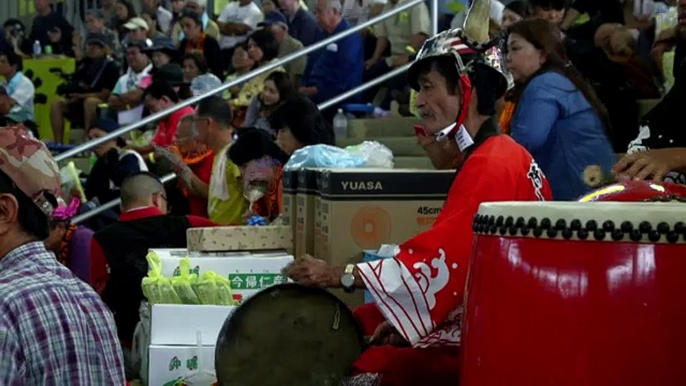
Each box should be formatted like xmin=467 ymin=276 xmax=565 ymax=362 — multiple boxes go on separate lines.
xmin=317 ymin=63 xmax=412 ymax=111
xmin=71 ymin=173 xmax=177 ymax=225
xmin=431 ymin=0 xmax=439 ymax=35
xmin=55 ymin=0 xmax=427 ymax=163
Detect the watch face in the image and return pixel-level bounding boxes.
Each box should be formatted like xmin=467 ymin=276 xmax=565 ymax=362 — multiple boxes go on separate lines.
xmin=341 ymin=274 xmax=355 ymax=289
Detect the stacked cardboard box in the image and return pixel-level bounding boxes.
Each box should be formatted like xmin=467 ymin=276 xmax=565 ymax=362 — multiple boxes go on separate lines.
xmin=146 ymin=226 xmax=294 ymax=385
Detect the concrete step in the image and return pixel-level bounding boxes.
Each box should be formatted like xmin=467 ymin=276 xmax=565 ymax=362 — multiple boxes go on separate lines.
xmin=69 ymin=127 xmax=86 ymax=145
xmin=348 ymin=116 xmax=419 ymax=139
xmin=393 ymin=156 xmax=436 ymax=170
xmin=336 ymin=137 xmax=425 ymax=157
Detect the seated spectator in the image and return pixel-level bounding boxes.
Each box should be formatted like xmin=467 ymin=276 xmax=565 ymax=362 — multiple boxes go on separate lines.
xmin=217 ymin=0 xmax=263 ymax=66
xmin=342 ymin=0 xmax=374 ymax=26
xmin=30 ymin=0 xmax=75 ymax=56
xmin=172 ymin=0 xmax=221 ymax=44
xmin=194 ymin=96 xmax=248 ymax=225
xmin=270 ymin=95 xmax=335 ymax=156
xmin=228 ymin=127 xmax=289 ymax=222
xmin=84 ymin=118 xmax=148 ymax=209
xmin=161 ymin=114 xmax=215 ymax=218
xmin=0 ymin=49 xmax=34 ymax=124
xmin=506 ymin=19 xmax=616 ymax=200
xmin=145 ymin=36 xmax=180 ymax=68
xmin=502 ymin=1 xmax=526 ymax=29
xmin=3 ymin=19 xmax=32 ymax=57
xmin=44 ymin=198 xmax=95 ymax=286
xmin=102 ymin=0 xmax=121 ymax=30
xmin=114 ymin=0 xmax=138 ymax=41
xmin=75 ymin=10 xmax=121 ymax=62
xmin=171 ymin=0 xmax=187 ymax=28
xmin=0 ymin=127 xmax=125 ymax=384
xmin=0 ymin=86 xmax=34 ymax=132
xmin=143 ymin=0 xmax=174 ymax=34
xmin=182 ymin=51 xmax=210 ymax=83
xmin=364 ymin=0 xmax=430 ymax=108
xmin=91 ymin=172 xmax=215 ymax=360
xmin=232 ymin=29 xmax=284 ymax=126
xmin=261 ymin=11 xmax=307 ymax=85
xmin=122 ymin=17 xmax=153 ymax=48
xmin=527 ymin=0 xmax=565 ymax=24
xmin=107 ymin=41 xmax=154 ymax=125
xmin=51 ymin=33 xmax=119 ymax=144
xmin=224 ymin=42 xmax=255 ymax=99
xmin=278 ymin=0 xmax=322 ymax=46
xmin=301 ymin=0 xmax=363 ymax=110
xmin=141 ymin=12 xmax=168 ymax=41
xmin=243 ymin=71 xmax=295 ymax=135
xmin=179 ymin=11 xmax=224 ymax=77
xmin=136 ymin=78 xmax=195 ymax=156
xmin=561 ymin=0 xmax=625 ymax=33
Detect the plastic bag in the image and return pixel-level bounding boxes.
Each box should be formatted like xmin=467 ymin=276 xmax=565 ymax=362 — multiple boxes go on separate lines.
xmin=345 ymin=141 xmax=394 ymax=168
xmin=284 ymin=144 xmax=366 ymax=170
xmin=171 ymin=258 xmax=200 ymax=304
xmin=142 ymin=252 xmax=182 ymax=305
xmin=192 ymin=271 xmax=234 ymax=306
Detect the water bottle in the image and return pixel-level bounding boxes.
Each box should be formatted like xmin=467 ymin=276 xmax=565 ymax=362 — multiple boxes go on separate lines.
xmin=333 ymin=108 xmax=349 ymax=139
xmin=32 ymin=40 xmax=41 ymax=56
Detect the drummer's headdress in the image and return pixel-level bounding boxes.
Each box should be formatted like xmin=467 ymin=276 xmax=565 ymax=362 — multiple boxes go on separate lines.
xmin=407 ymin=0 xmax=512 ymax=141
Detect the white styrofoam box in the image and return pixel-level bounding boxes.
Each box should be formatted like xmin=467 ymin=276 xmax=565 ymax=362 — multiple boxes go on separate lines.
xmin=149 ymin=248 xmax=253 ymax=259
xmin=151 ymin=304 xmax=235 ymax=346
xmin=148 ymin=344 xmax=215 ymax=386
xmin=149 ymin=248 xmax=189 ymax=260
xmin=156 ymin=255 xmax=294 ymax=302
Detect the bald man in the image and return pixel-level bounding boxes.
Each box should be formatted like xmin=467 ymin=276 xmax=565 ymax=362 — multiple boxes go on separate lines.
xmin=90 ymin=172 xmax=215 ymax=377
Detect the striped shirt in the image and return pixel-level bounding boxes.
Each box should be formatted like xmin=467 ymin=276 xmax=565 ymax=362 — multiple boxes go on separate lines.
xmin=0 ymin=242 xmax=125 ymax=385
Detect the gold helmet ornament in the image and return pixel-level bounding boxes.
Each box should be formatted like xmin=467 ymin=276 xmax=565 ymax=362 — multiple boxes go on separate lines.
xmin=407 ymin=0 xmax=511 ymax=142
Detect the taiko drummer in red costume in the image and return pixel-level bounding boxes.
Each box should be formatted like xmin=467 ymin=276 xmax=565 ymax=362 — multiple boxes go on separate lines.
xmin=284 ymin=0 xmax=553 ymax=384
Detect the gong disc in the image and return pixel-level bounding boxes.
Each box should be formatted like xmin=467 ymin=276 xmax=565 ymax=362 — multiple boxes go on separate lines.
xmin=215 ymin=284 xmax=364 ymax=386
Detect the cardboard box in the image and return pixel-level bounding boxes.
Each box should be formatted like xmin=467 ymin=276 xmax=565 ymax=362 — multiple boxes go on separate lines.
xmin=319 ymin=169 xmax=454 ymax=306
xmin=153 ymin=254 xmax=293 ymax=303
xmin=151 ymin=304 xmax=235 ymax=346
xmin=295 ymin=169 xmax=321 ymax=258
xmin=186 ymin=226 xmax=292 ymax=253
xmin=282 ymin=169 xmax=298 ymax=254
xmin=148 ymin=344 xmax=215 ymax=386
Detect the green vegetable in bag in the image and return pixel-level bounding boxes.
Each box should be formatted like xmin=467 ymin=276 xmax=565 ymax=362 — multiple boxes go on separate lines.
xmin=193 ymin=271 xmax=219 ymax=305
xmin=172 ymin=258 xmax=200 ymax=304
xmin=142 ymin=252 xmax=182 ymax=304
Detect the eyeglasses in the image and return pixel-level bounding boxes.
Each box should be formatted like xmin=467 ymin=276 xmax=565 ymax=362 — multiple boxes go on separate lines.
xmin=158 ymin=192 xmax=172 ymax=214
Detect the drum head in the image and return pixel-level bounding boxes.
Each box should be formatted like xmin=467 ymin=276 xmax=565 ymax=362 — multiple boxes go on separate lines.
xmin=215 ymin=284 xmax=364 ymax=386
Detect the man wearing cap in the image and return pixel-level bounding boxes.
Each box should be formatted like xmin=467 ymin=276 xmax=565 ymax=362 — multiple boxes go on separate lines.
xmin=0 ymin=126 xmax=125 ymax=384
xmin=108 ymin=41 xmax=154 ymax=125
xmin=0 ymin=49 xmax=34 ymax=124
xmin=50 ymin=32 xmax=120 ymax=143
xmin=284 ymin=0 xmax=553 ymax=384
xmin=172 ymin=0 xmax=221 ymax=44
xmin=217 ymin=0 xmax=263 ymax=66
xmin=123 ymin=17 xmax=153 ymax=48
xmin=262 ymin=11 xmax=307 ymax=85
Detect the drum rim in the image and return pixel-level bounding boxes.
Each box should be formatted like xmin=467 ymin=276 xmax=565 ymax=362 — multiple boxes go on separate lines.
xmin=474 ymin=202 xmax=686 ymax=244
xmin=214 ymin=283 xmax=365 ymax=381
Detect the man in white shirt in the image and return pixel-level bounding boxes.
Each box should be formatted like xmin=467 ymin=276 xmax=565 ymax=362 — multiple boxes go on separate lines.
xmin=217 ymin=0 xmax=263 ymax=65
xmin=107 ymin=42 xmax=154 ymax=125
xmin=143 ymin=0 xmax=173 ymax=33
xmin=0 ymin=50 xmax=34 ymax=122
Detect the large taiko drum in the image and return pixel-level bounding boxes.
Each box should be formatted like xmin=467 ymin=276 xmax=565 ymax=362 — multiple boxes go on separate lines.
xmin=461 ymin=201 xmax=686 ymax=385
xmin=214 ymin=283 xmax=364 ymax=386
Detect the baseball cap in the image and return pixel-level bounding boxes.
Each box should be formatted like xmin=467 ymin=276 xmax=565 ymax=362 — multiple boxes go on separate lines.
xmin=154 ymin=63 xmax=186 ymax=85
xmin=85 ymin=32 xmax=111 ymax=49
xmin=0 ymin=126 xmax=60 ymax=217
xmin=92 ymin=118 xmax=120 ymax=134
xmin=124 ymin=17 xmax=150 ymax=31
xmin=259 ymin=11 xmax=288 ymax=28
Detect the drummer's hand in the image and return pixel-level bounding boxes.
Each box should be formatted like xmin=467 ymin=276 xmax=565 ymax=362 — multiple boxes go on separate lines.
xmin=369 ymin=321 xmax=409 ymax=347
xmin=613 ymin=149 xmax=686 ymax=181
xmin=282 ymin=255 xmax=336 ymax=288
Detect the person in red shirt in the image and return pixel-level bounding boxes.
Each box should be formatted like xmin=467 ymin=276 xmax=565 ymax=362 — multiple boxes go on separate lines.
xmin=131 ymin=78 xmax=195 ymax=157
xmin=90 ymin=172 xmax=216 ymax=354
xmin=283 ymin=1 xmax=553 ymax=384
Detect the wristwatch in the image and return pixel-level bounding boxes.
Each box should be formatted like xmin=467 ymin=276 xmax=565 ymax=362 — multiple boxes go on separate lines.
xmin=341 ymin=264 xmax=356 ymax=293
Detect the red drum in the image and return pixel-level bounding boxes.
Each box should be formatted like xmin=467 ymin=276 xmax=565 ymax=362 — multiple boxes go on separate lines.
xmin=579 ymin=180 xmax=686 ymax=202
xmin=461 ymin=202 xmax=686 ymax=385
